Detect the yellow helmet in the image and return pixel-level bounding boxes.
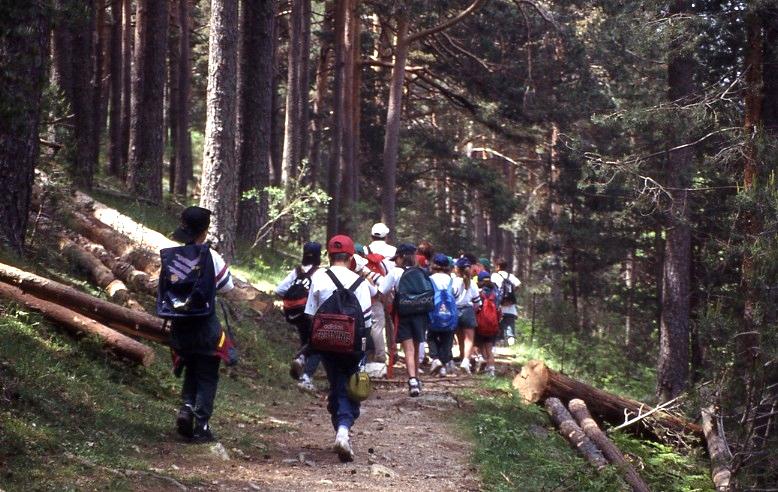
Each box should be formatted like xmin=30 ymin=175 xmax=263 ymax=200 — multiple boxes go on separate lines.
xmin=347 ymin=371 xmax=372 ymax=402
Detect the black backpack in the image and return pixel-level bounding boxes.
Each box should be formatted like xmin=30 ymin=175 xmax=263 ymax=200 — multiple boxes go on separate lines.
xmin=282 ymin=266 xmax=317 ymax=323
xmin=499 ymin=272 xmax=517 ymax=306
xmin=157 ymin=243 xmax=216 ymax=319
xmin=310 ymin=270 xmax=367 ymax=355
xmin=395 ymin=266 xmax=434 ymax=316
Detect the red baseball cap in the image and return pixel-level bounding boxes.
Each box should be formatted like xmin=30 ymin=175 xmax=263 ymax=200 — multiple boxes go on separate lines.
xmin=327 ymin=235 xmax=355 ymax=255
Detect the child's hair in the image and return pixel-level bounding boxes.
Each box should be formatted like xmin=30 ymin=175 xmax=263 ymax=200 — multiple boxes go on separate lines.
xmin=430 ymin=263 xmax=446 ymax=273
xmin=457 ymin=265 xmax=471 ymax=289
xmin=417 ymin=240 xmax=433 ymax=260
xmin=329 ymin=252 xmax=351 ymax=264
xmin=496 ymin=258 xmax=509 ymax=270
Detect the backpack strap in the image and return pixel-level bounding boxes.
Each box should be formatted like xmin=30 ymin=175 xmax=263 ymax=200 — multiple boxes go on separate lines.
xmin=325 ymin=268 xmax=345 ymax=290
xmin=348 ymin=276 xmax=365 ymax=292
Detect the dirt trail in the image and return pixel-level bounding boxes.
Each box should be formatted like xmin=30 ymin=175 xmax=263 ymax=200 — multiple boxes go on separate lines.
xmin=136 ymin=375 xmax=484 ymax=491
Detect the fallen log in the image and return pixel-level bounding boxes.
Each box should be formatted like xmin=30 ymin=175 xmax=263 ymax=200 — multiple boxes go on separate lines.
xmin=0 ymin=282 xmax=154 ymax=366
xmin=513 ymin=360 xmax=703 ymax=443
xmin=57 ymin=236 xmax=144 ymax=311
xmin=700 ymin=390 xmax=733 ymax=491
xmin=569 ymin=399 xmax=651 ymax=492
xmin=0 ymin=262 xmax=168 ymax=343
xmin=76 ymin=238 xmax=157 ymax=295
xmin=545 ymin=397 xmax=608 ymax=470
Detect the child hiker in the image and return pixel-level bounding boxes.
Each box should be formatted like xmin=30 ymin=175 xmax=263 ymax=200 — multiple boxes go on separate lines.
xmin=276 ymin=242 xmax=322 ymax=391
xmin=158 ymin=206 xmax=234 ymax=443
xmin=427 ymin=253 xmax=461 ymax=377
xmin=379 ymin=243 xmax=434 ymax=396
xmin=453 ymin=256 xmax=481 ymax=374
xmin=476 ymin=271 xmax=500 ymax=377
xmin=491 ymin=258 xmax=521 ymax=346
xmin=304 ymin=235 xmax=374 ymax=462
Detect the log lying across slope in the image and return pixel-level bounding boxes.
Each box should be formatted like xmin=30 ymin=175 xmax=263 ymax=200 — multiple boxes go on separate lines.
xmin=569 ymin=399 xmax=651 ymax=492
xmin=0 ymin=262 xmax=168 ymax=343
xmin=0 ymin=282 xmax=154 ymax=366
xmin=545 ymin=397 xmax=608 ymax=470
xmin=513 ymin=360 xmax=703 ymax=442
xmin=700 ymin=390 xmax=733 ymax=491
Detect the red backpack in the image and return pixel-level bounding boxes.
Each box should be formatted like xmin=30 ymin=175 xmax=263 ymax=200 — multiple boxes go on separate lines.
xmin=476 ymin=291 xmax=500 ymax=336
xmin=363 ymin=246 xmax=388 ymax=277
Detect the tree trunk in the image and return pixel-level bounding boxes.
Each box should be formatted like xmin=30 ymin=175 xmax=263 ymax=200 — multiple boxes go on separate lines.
xmin=237 ymin=0 xmax=276 ymax=238
xmin=309 ymin=3 xmax=333 ymax=188
xmin=167 ymin=0 xmax=181 ymax=195
xmin=0 ymin=262 xmax=167 ymax=343
xmin=568 ymin=399 xmax=651 ymax=492
xmin=281 ymin=0 xmax=307 ymax=189
xmin=127 ymin=0 xmax=168 ymax=203
xmin=108 ymin=0 xmax=124 ymax=177
xmin=339 ymin=0 xmax=357 ymax=230
xmin=200 ymin=0 xmax=239 ymax=260
xmin=121 ymin=0 xmax=133 ymax=174
xmin=700 ymin=390 xmax=733 ymax=491
xmin=270 ymin=20 xmax=283 ymax=187
xmin=0 ymin=3 xmax=49 ymax=254
xmin=763 ymin=9 xmax=778 ymax=135
xmin=308 ymin=2 xmax=334 ymax=189
xmin=545 ymin=397 xmax=608 ymax=470
xmin=326 ymin=0 xmax=349 ymax=237
xmin=0 ymin=282 xmax=155 ymax=366
xmin=174 ymin=0 xmax=193 ymax=196
xmin=93 ymin=0 xmax=107 ymax=174
xmin=76 ymin=237 xmax=158 ymax=295
xmin=656 ymin=0 xmax=695 ymax=403
xmin=513 ymin=360 xmax=704 ymax=442
xmin=380 ymin=13 xmax=409 ymax=243
xmin=548 ymin=122 xmax=563 ymax=305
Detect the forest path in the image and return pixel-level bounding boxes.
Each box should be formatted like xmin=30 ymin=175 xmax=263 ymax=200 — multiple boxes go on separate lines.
xmin=131 ymin=366 xmax=496 ymax=491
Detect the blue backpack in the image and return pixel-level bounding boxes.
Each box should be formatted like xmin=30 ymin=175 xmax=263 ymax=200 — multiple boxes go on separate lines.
xmin=157 ymin=243 xmax=216 ymax=319
xmin=429 ymin=278 xmax=458 ymax=331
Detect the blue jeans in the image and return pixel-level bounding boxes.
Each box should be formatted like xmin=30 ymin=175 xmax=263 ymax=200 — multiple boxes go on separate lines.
xmin=296 ymin=318 xmax=322 ymax=377
xmin=322 ymin=353 xmax=361 ymax=430
xmin=500 ymin=314 xmax=517 ymax=339
xmin=181 ymin=354 xmax=221 ymax=424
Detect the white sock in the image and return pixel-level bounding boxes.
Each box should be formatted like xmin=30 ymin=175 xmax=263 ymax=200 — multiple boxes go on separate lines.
xmin=336 ymin=425 xmax=349 ymax=440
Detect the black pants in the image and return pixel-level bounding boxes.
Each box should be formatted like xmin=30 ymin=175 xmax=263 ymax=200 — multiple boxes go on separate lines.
xmin=181 ymin=354 xmax=221 ymax=424
xmin=427 ymin=330 xmax=455 ymax=364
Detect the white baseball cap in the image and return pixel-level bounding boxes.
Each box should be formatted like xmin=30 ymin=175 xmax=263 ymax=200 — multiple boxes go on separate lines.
xmin=371 ymin=222 xmax=390 ymax=238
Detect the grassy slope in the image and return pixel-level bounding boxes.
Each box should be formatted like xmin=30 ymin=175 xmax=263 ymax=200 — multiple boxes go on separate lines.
xmin=0 ymin=190 xmax=712 ymax=491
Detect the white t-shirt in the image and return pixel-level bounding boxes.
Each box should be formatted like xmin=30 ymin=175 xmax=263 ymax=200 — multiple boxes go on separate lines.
xmin=378 ymin=265 xmax=406 ymax=295
xmin=211 ymin=249 xmax=234 ymax=293
xmin=275 ymin=264 xmax=317 ymax=296
xmin=429 ymin=272 xmax=463 ymax=298
xmin=304 ymin=266 xmax=373 ymax=328
xmin=366 ymin=240 xmax=397 ymax=263
xmin=491 ymin=271 xmax=521 ymax=315
xmin=455 ymin=277 xmax=481 ymax=308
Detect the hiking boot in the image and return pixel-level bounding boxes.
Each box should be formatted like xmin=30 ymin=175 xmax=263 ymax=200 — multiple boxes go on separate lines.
xmin=191 ymin=422 xmax=215 ymax=444
xmin=459 ymin=359 xmax=471 ymax=375
xmin=334 ymin=434 xmax=354 ymax=462
xmin=290 ymin=354 xmax=306 ymax=380
xmin=408 ymin=377 xmax=421 ymax=397
xmin=430 ymin=359 xmax=443 ymax=374
xmin=439 ymin=366 xmax=447 ymax=378
xmin=507 ymin=336 xmax=516 ymax=346
xmin=297 ymin=374 xmax=316 ymax=392
xmin=176 ymin=405 xmax=194 ymax=439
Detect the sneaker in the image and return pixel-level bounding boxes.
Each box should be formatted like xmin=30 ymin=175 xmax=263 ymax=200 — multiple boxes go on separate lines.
xmin=334 ymin=434 xmax=354 ymax=462
xmin=192 ymin=422 xmax=215 ymax=443
xmin=485 ymin=366 xmax=496 ymax=377
xmin=507 ymin=336 xmax=516 ymax=346
xmin=176 ymin=405 xmax=194 ymax=439
xmin=430 ymin=359 xmax=443 ymax=374
xmin=297 ymin=374 xmax=316 ymax=392
xmin=408 ymin=377 xmax=421 ymax=397
xmin=446 ymin=360 xmax=456 ymax=373
xmin=439 ymin=366 xmax=447 ymax=378
xmin=290 ymin=354 xmax=306 ymax=380
xmin=459 ymin=359 xmax=471 ymax=375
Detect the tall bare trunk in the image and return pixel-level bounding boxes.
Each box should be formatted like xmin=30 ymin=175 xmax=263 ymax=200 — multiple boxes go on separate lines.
xmin=200 ymin=0 xmax=239 ymax=260
xmin=308 ymin=2 xmax=333 ymax=188
xmin=281 ymin=0 xmax=306 ymax=189
xmin=93 ymin=0 xmax=107 ymax=172
xmin=127 ymin=0 xmax=168 ymax=202
xmin=548 ymin=122 xmax=563 ymax=304
xmin=238 ymin=0 xmax=276 ymax=237
xmin=121 ymin=0 xmax=133 ymax=174
xmin=167 ymin=0 xmax=181 ymax=194
xmin=174 ymin=0 xmax=192 ymax=196
xmin=326 ymin=0 xmax=348 ymax=237
xmin=657 ymin=0 xmax=695 ymax=402
xmin=0 ymin=4 xmax=49 ymax=253
xmin=380 ymin=13 xmax=409 ymax=242
xmin=340 ymin=0 xmax=357 ymax=230
xmin=108 ymin=0 xmax=124 ymax=176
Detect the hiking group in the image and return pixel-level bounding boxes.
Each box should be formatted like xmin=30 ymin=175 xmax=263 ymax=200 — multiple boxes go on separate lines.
xmin=157 ymin=206 xmax=520 ymax=463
